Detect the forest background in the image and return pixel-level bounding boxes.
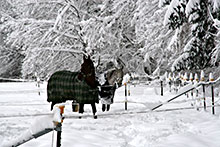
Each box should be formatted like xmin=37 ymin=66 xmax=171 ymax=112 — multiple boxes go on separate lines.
xmin=0 ymin=0 xmax=219 ymax=80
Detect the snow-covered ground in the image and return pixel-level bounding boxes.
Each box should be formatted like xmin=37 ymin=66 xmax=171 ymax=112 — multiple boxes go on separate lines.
xmin=0 ymin=81 xmax=220 ymax=147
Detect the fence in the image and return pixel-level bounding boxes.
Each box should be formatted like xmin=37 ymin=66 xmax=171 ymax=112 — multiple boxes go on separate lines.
xmin=1 ymin=71 xmax=220 ymax=146
xmin=159 ymin=72 xmax=219 ymax=114
xmin=123 ymin=71 xmax=220 ymax=115
xmin=4 ymin=104 xmax=65 ymax=147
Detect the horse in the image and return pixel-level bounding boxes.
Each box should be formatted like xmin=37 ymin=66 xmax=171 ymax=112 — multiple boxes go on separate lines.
xmin=99 ymin=68 xmax=123 ymax=111
xmin=47 ymin=55 xmax=99 ymax=119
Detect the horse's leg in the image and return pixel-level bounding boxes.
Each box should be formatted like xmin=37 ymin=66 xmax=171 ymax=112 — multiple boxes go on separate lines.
xmin=102 ymin=104 xmax=106 ymax=112
xmin=91 ymin=103 xmax=97 ymax=119
xmin=105 ymin=96 xmax=113 ymax=111
xmin=79 ymin=103 xmax=84 ymax=119
xmin=51 ymin=102 xmax=56 ymax=111
xmin=107 ymin=104 xmax=110 ymax=111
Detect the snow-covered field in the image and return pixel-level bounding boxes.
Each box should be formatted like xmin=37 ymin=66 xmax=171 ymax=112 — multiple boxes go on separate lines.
xmin=0 ymin=81 xmax=220 ymax=147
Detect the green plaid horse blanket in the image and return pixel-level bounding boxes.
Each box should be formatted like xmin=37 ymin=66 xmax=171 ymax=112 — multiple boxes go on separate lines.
xmin=47 ymin=71 xmax=99 ymax=104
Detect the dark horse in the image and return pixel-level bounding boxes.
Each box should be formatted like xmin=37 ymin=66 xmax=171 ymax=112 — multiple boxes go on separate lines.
xmin=47 ymin=55 xmax=99 ymax=119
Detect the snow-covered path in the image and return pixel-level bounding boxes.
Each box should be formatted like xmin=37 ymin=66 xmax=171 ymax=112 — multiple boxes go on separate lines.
xmin=0 ymin=82 xmax=220 ymax=147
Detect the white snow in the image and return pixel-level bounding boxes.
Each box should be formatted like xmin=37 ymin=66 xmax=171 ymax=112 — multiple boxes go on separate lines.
xmin=212 ymin=0 xmax=220 ymax=12
xmin=52 ymin=103 xmax=65 ymax=124
xmin=158 ymin=0 xmax=167 ymax=8
xmin=185 ymin=0 xmax=200 ymax=16
xmin=0 ymin=81 xmax=220 ymax=147
xmin=30 ymin=115 xmax=54 ymax=134
xmin=164 ymin=0 xmax=179 ymax=26
xmin=122 ymin=74 xmax=131 ymax=85
xmin=214 ymin=19 xmax=220 ymax=28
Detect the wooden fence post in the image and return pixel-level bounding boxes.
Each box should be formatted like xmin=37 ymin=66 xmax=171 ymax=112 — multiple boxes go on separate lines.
xmin=35 ymin=72 xmax=41 ymax=95
xmin=128 ymin=81 xmax=131 ymax=96
xmin=56 ymin=123 xmax=62 ymax=147
xmin=168 ymin=73 xmax=172 ymax=92
xmin=161 ymin=80 xmax=163 ymax=96
xmin=202 ymin=84 xmax=206 ymax=111
xmin=195 ymin=73 xmax=199 ymax=97
xmin=184 ymin=72 xmax=189 ymax=98
xmin=190 ymin=73 xmax=194 ymax=106
xmin=125 ymin=83 xmax=128 ymax=110
xmin=37 ymin=77 xmax=41 ymax=96
xmin=194 ymin=73 xmax=200 ymax=110
xmin=210 ymin=73 xmax=215 ymax=115
xmin=56 ymin=105 xmax=65 ymax=147
xmin=200 ymin=70 xmax=206 ymax=111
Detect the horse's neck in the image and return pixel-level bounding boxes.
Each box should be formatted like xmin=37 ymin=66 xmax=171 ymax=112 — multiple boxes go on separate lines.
xmin=108 ymin=77 xmax=115 ymax=85
xmin=85 ymin=75 xmax=97 ymax=88
xmin=78 ymin=72 xmax=97 ymax=88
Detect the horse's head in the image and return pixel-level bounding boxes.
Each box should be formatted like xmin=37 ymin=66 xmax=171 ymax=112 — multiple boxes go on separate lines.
xmin=98 ymin=68 xmax=123 ymax=104
xmin=81 ymin=55 xmax=95 ymax=76
xmin=79 ymin=55 xmax=98 ymax=88
xmin=106 ymin=68 xmax=123 ymax=87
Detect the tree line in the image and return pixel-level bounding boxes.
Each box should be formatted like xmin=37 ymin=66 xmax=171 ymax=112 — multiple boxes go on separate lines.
xmin=0 ymin=0 xmax=219 ymax=79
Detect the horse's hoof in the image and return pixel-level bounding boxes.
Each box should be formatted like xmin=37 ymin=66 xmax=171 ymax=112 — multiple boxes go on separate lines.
xmin=94 ymin=115 xmax=97 ymax=119
xmin=107 ymin=105 xmax=110 ymax=111
xmin=79 ymin=113 xmax=82 ymax=119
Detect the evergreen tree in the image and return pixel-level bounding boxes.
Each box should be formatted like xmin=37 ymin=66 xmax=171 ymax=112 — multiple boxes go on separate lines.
xmin=164 ymin=0 xmax=187 ymax=30
xmin=162 ymin=0 xmax=219 ymax=71
xmin=211 ymin=0 xmax=220 ymax=66
xmin=184 ymin=0 xmax=217 ymax=70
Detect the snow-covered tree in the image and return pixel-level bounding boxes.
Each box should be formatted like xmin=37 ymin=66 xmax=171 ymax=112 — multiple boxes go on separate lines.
xmin=2 ymin=0 xmax=76 ymax=79
xmin=163 ymin=0 xmax=187 ymax=30
xmin=82 ymin=0 xmax=173 ymax=76
xmin=161 ymin=0 xmax=220 ymax=71
xmin=0 ymin=0 xmax=24 ymax=78
xmin=12 ymin=0 xmax=166 ymax=78
xmin=133 ymin=0 xmax=174 ymax=75
xmin=211 ymin=0 xmax=220 ymax=66
xmin=2 ymin=0 xmax=174 ymax=79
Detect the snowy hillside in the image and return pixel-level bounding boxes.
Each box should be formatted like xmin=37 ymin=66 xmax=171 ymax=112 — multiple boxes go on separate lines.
xmin=0 ymin=81 xmax=220 ymax=147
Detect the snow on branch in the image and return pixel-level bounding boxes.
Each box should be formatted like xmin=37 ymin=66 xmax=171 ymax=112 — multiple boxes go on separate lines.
xmin=158 ymin=0 xmax=171 ymax=8
xmin=212 ymin=0 xmax=220 ymax=12
xmin=171 ymin=37 xmax=195 ymax=71
xmin=214 ymin=19 xmax=220 ymax=29
xmin=185 ymin=0 xmax=200 ymax=17
xmin=163 ymin=0 xmax=183 ymax=26
xmin=53 ymin=4 xmax=70 ymax=30
xmin=34 ymin=47 xmax=86 ymax=55
xmin=52 ymin=28 xmax=79 ymax=39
